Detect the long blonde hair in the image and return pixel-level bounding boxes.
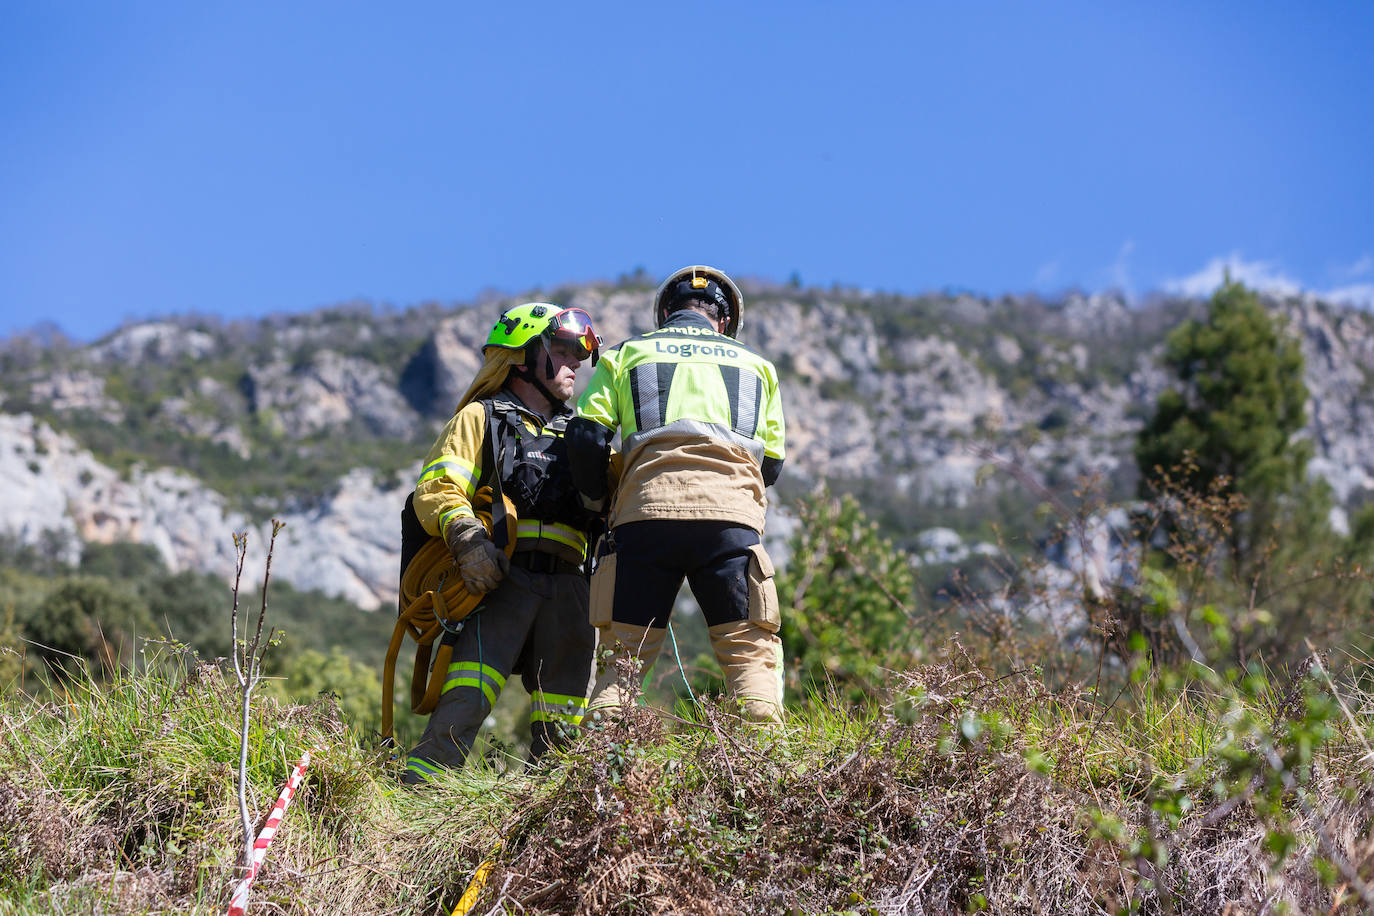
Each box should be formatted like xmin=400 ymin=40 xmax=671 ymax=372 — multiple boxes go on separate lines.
xmin=453 ymin=346 xmax=524 ymax=414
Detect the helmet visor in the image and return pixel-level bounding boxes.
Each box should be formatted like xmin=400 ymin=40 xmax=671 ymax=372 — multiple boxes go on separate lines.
xmin=546 ymin=307 xmax=602 ymax=358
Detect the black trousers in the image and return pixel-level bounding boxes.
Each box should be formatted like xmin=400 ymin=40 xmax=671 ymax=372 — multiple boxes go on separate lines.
xmin=608 ymin=520 xmax=760 ymax=629
xmin=403 ymin=567 xmax=593 ymax=782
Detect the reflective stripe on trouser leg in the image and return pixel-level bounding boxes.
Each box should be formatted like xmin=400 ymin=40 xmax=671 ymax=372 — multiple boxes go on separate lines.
xmin=520 ymin=569 xmax=594 ymax=762
xmin=404 ymin=666 xmax=506 ymax=777
xmin=404 ymin=575 xmax=540 ymax=777
xmin=530 ymin=690 xmax=589 ymax=725
xmin=708 ymin=619 xmax=784 ymax=723
xmin=444 ymin=660 xmax=507 ymax=705
xmin=529 ymin=690 xmax=590 ymax=760
xmin=402 ymin=755 xmax=443 ymax=784
xmin=587 ymin=622 xmax=668 ymax=712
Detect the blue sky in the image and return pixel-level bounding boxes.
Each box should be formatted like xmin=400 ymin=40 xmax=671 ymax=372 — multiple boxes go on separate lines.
xmin=2 ymin=2 xmax=1371 ymax=340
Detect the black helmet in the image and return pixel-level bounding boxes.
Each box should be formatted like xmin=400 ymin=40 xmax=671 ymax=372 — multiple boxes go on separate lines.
xmin=652 ymin=265 xmax=744 ymax=338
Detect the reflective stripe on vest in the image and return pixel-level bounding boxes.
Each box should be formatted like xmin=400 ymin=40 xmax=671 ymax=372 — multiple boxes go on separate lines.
xmin=628 ymin=362 xmax=677 ymax=434
xmin=718 ymin=364 xmax=763 ymax=439
xmin=515 ymin=519 xmax=588 ymax=557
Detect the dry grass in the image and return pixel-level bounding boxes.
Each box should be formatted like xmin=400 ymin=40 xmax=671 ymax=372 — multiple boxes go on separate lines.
xmin=470 ymin=653 xmax=1374 ymax=915
xmin=1 ymin=648 xmax=1371 ymax=914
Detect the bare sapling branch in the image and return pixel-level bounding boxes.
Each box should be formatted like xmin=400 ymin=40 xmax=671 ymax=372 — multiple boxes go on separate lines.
xmin=246 ymin=521 xmax=285 ymax=680
xmin=230 ymin=532 xmax=247 ymax=682
xmin=231 ymin=519 xmax=287 ymax=872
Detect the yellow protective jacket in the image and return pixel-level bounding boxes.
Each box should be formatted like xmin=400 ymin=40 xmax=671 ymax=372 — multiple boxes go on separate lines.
xmin=414 ymin=391 xmax=589 ymax=565
xmin=569 ymin=310 xmax=786 ymax=533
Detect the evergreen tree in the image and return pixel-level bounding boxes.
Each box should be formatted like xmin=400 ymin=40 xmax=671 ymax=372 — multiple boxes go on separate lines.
xmin=1135 ymin=278 xmax=1311 ymax=568
xmin=1131 ymin=279 xmax=1374 ymax=665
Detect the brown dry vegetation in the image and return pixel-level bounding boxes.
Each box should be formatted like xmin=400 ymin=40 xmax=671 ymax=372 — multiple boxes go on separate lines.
xmin=1 ymin=646 xmax=1371 ymax=915
xmin=479 ymin=653 xmax=1374 ymax=915
xmin=4 ymin=467 xmax=1374 ymax=913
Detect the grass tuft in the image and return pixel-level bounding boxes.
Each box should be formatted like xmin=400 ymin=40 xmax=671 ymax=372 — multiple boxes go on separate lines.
xmin=1 ymin=646 xmax=1371 ymax=913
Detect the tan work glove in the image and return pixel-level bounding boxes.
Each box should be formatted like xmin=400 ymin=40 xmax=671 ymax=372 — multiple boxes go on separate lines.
xmin=444 ymin=516 xmax=509 ymax=593
xmin=456 ymin=541 xmax=509 ymax=593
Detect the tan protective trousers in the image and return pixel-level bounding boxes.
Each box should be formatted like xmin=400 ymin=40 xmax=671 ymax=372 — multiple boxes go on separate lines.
xmin=588 ymin=619 xmax=784 ymax=722
xmin=584 ymin=520 xmax=785 ymax=722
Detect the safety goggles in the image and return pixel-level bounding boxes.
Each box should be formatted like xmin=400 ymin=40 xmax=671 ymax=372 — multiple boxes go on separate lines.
xmin=545 ymin=307 xmax=603 ymax=360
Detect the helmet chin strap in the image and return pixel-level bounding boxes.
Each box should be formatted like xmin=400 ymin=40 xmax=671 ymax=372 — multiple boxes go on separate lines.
xmin=511 ymin=339 xmax=565 ymax=409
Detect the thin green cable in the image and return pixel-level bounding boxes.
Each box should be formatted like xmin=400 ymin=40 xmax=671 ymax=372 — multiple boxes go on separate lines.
xmin=667 ymin=621 xmax=697 ymax=704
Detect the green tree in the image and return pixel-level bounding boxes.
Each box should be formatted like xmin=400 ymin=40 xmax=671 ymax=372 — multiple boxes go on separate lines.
xmin=0 ymin=596 xmax=30 ymax=691
xmin=1135 ymin=279 xmax=1311 ymax=569
xmin=22 ymin=577 xmax=154 ymax=674
xmin=777 ymin=489 xmax=920 ymax=702
xmin=269 ymin=647 xmax=384 ymax=736
xmin=142 ymin=569 xmax=235 ymax=660
xmin=80 ymin=541 xmax=166 ymax=580
xmin=1134 ymin=279 xmax=1373 ymax=665
xmin=81 ymin=541 xmax=236 ymax=659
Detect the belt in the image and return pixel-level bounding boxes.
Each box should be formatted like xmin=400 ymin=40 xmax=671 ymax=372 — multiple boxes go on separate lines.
xmin=509 ymin=551 xmax=583 ymax=576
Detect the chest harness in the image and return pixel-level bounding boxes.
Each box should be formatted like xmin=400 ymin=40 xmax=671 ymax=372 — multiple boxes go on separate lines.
xmin=480 ymin=395 xmax=601 ymax=543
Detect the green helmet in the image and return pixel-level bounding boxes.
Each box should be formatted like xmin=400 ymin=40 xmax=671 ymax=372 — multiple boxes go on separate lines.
xmin=484 ymin=302 xmax=603 ymax=361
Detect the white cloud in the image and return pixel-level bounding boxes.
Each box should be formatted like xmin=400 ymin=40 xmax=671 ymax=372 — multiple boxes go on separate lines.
xmin=1033 ymin=260 xmax=1060 ymax=286
xmin=1103 ymin=240 xmax=1135 ymax=294
xmin=1338 ymin=253 xmax=1374 ymax=279
xmin=1165 ymin=252 xmax=1302 ymax=299
xmin=1164 ymin=252 xmax=1374 ymax=308
xmin=1319 ymin=283 xmax=1374 ymax=308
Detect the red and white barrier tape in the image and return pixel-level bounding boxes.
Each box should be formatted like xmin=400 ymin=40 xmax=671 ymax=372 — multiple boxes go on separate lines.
xmin=226 ymin=748 xmax=313 ymax=916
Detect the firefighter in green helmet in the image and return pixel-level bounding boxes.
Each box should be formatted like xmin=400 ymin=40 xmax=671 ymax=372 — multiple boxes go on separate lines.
xmin=567 ymin=266 xmax=788 ymax=723
xmin=401 ymin=302 xmax=605 ymax=783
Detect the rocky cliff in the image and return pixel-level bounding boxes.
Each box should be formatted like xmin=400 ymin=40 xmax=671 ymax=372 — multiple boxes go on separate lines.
xmin=2 ymin=282 xmax=1371 ymax=610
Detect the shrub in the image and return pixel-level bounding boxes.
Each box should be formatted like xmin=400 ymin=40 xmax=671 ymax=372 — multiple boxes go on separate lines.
xmin=778 ymin=488 xmax=921 ymax=701
xmin=22 ymin=577 xmax=153 ymax=675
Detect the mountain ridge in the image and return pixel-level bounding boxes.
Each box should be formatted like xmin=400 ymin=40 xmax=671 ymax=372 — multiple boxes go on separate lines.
xmin=3 ymin=281 xmax=1371 ymax=610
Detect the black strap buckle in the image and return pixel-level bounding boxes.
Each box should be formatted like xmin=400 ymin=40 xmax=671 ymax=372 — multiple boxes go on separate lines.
xmin=512 ymin=551 xmax=582 ymax=576
xmin=514 ymin=551 xmax=556 ymax=574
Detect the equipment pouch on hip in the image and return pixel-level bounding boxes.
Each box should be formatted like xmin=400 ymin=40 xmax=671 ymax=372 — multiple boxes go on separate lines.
xmin=589 ymin=552 xmax=616 ymax=627
xmin=745 ymin=543 xmax=780 ymax=633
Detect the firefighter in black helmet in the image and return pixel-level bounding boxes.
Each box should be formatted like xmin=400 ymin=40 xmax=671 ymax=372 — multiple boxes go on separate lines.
xmin=567 ymin=265 xmax=787 ymax=721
